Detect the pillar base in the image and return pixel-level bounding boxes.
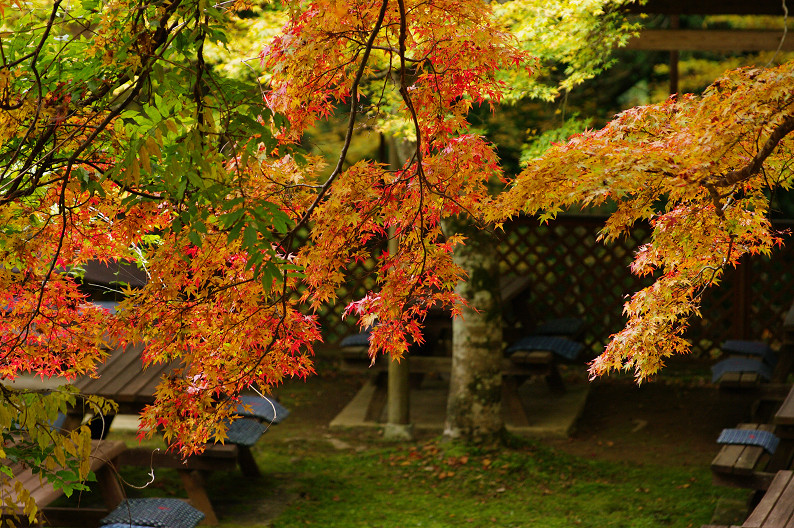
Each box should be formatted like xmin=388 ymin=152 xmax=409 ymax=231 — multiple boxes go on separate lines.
xmin=382 ymin=422 xmax=414 ymax=441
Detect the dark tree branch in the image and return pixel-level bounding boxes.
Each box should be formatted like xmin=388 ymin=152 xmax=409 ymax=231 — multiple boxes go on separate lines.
xmin=715 ymin=114 xmax=794 ymax=188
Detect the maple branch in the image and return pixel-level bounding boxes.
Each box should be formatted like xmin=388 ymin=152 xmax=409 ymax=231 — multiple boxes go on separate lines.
xmin=0 ymin=183 xmax=72 ymax=364
xmin=1 ymin=0 xmax=184 ymax=206
xmin=280 ymin=0 xmax=389 ymax=251
xmin=713 ymin=114 xmax=794 ymax=188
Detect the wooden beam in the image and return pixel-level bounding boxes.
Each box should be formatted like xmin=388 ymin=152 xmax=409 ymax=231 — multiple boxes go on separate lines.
xmin=626 ymin=30 xmax=793 ymax=52
xmin=625 ymin=0 xmax=787 ymax=15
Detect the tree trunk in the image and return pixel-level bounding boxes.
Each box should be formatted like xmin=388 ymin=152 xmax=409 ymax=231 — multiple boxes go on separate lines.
xmin=443 ymin=220 xmax=504 ymax=443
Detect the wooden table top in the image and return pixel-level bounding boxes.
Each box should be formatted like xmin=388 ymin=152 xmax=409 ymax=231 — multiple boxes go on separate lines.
xmin=74 ymin=342 xmax=179 ymax=409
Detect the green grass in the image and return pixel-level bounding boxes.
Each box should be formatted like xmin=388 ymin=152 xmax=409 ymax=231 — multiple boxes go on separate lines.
xmin=48 ymin=365 xmax=748 ymax=527
xmin=97 ymin=431 xmax=746 ymax=528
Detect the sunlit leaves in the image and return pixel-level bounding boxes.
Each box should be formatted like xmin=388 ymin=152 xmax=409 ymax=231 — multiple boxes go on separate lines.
xmin=0 ymin=387 xmax=113 ymax=520
xmin=261 ymin=0 xmax=536 ymax=361
xmin=0 ymin=0 xmax=314 ymax=468
xmin=493 ymin=0 xmax=641 ymax=100
xmin=494 ymin=63 xmax=794 ymax=380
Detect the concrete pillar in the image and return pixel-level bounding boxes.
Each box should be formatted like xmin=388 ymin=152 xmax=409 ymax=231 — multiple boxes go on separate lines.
xmin=383 ymin=140 xmax=413 ymax=441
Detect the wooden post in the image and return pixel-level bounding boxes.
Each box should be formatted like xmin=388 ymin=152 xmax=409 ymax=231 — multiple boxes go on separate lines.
xmin=383 ymin=137 xmax=413 ymax=441
xmin=384 ymin=353 xmax=412 ymax=439
xmin=178 ymin=469 xmax=219 ymax=526
xmin=669 ymin=15 xmax=679 ymax=96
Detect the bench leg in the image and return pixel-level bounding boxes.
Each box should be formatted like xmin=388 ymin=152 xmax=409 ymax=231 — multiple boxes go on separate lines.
xmin=236 ymin=446 xmax=262 ymax=478
xmin=178 ymin=469 xmax=219 ymax=526
xmin=501 ymin=376 xmax=530 ymax=428
xmin=545 ymin=364 xmax=566 ymax=394
xmin=88 ymin=414 xmax=116 ymax=439
xmin=96 ymin=458 xmax=125 ymax=510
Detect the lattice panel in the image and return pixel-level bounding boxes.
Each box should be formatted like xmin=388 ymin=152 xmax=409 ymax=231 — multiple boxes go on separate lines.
xmin=320 ymin=216 xmax=794 ymax=362
xmin=496 ymin=216 xmax=654 ymax=359
xmin=689 ymin=271 xmax=740 ymax=358
xmin=749 ymin=247 xmax=794 ymax=347
xmin=314 ymin=240 xmax=386 ymax=345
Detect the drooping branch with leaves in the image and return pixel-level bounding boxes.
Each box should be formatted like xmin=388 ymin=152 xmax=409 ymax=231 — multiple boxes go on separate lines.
xmin=1 ymin=0 xmax=641 ymax=470
xmin=493 ymin=63 xmax=794 ymax=380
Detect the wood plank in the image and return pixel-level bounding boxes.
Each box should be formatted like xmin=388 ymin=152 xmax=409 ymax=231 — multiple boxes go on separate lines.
xmin=114 ymin=360 xmax=174 ymax=401
xmin=759 ymin=478 xmax=794 ymax=527
xmin=713 ymin=443 xmax=757 ymax=474
xmin=744 ymin=471 xmax=793 ymax=527
xmin=720 ymin=371 xmax=762 ymax=389
xmin=76 ymin=346 xmax=143 ymax=396
xmin=119 ymin=446 xmax=239 ymax=472
xmin=626 ymin=30 xmax=794 ymax=52
xmin=733 ymin=445 xmax=763 ymax=474
xmin=741 ymin=372 xmax=762 ymax=387
xmin=719 ymin=372 xmax=743 ymax=387
xmin=775 ymin=386 xmax=794 ymax=427
xmin=1 ymin=440 xmax=126 ymax=518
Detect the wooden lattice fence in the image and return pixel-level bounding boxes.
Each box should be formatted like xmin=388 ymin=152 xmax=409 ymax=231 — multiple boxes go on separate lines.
xmin=320 ymin=216 xmax=794 ymax=360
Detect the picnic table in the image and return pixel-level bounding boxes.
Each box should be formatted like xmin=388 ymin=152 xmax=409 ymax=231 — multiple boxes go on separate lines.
xmin=711 ymin=423 xmax=780 ymax=490
xmin=71 ymin=342 xmax=283 ymax=525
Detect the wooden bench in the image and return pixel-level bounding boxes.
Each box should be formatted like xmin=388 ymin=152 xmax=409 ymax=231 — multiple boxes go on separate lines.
xmin=1 ymin=440 xmax=126 ymax=527
xmin=711 ymin=423 xmax=779 ymax=490
xmin=337 ymin=274 xmax=567 ymax=375
xmin=712 ymin=357 xmax=774 ymax=390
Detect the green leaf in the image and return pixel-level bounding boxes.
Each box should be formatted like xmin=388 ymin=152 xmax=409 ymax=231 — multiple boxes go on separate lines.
xmin=243 ymin=225 xmax=258 ymax=249
xmin=187 ymin=230 xmax=202 ymax=247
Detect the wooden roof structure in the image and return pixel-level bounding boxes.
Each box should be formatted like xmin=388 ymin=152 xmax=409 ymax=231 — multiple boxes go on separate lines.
xmin=617 ymin=0 xmax=791 ymax=94
xmin=625 ymin=0 xmax=791 ymax=53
